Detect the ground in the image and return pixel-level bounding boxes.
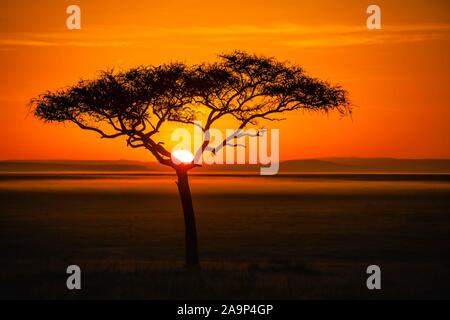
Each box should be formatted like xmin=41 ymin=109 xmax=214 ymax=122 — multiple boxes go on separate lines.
xmin=1 ymin=174 xmax=450 ymax=299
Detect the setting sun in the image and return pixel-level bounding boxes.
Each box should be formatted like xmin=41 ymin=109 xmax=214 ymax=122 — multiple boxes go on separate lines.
xmin=171 ymin=150 xmax=194 ymax=164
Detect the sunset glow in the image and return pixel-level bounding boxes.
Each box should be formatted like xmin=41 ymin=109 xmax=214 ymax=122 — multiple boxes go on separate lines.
xmin=1 ymin=1 xmax=450 ymax=161
xmin=171 ymin=150 xmax=194 ymax=164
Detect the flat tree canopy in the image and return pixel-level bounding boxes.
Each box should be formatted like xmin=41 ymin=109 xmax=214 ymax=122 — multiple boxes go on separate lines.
xmin=31 ymin=51 xmax=350 ymax=169
xmin=30 ymin=51 xmax=351 ymax=268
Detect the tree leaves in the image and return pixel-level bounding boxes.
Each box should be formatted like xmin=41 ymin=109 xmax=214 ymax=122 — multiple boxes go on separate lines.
xmin=30 ymin=51 xmax=351 ymax=168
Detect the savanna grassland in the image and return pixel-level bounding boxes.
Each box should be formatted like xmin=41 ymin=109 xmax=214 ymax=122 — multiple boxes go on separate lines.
xmin=1 ymin=173 xmax=450 ymax=299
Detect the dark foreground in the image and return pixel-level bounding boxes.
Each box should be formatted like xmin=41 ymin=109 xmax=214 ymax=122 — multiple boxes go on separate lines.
xmin=1 ymin=173 xmax=450 ymax=299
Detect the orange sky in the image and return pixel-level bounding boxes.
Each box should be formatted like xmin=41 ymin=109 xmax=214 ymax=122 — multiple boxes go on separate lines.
xmin=1 ymin=0 xmax=450 ymax=161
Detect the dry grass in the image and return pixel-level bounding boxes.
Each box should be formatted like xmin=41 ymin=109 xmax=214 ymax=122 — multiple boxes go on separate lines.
xmin=1 ymin=175 xmax=450 ymax=299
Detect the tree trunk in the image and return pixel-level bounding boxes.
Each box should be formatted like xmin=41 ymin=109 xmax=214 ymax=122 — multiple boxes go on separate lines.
xmin=176 ymin=168 xmax=200 ymax=269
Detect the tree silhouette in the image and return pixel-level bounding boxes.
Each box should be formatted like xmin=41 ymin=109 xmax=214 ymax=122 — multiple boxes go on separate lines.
xmin=30 ymin=51 xmax=350 ymax=268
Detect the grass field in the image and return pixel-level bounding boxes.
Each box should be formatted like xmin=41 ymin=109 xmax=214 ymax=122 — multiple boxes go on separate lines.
xmin=1 ymin=173 xmax=450 ymax=299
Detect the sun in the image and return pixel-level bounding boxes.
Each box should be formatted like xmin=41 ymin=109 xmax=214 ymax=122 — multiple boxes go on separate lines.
xmin=171 ymin=150 xmax=195 ymax=164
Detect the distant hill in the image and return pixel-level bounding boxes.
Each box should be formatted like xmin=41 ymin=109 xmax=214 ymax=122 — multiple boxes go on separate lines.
xmin=0 ymin=160 xmax=164 ymax=173
xmin=1 ymin=158 xmax=450 ymax=173
xmin=281 ymin=158 xmax=450 ymax=173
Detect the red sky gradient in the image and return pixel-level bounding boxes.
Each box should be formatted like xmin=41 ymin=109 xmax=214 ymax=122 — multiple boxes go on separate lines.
xmin=1 ymin=0 xmax=450 ymax=161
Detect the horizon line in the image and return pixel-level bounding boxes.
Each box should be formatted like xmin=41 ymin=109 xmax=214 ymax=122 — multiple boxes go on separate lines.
xmin=2 ymin=157 xmax=450 ymax=162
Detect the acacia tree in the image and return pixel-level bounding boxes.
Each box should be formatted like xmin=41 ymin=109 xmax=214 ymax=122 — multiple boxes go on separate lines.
xmin=31 ymin=51 xmax=350 ymax=268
